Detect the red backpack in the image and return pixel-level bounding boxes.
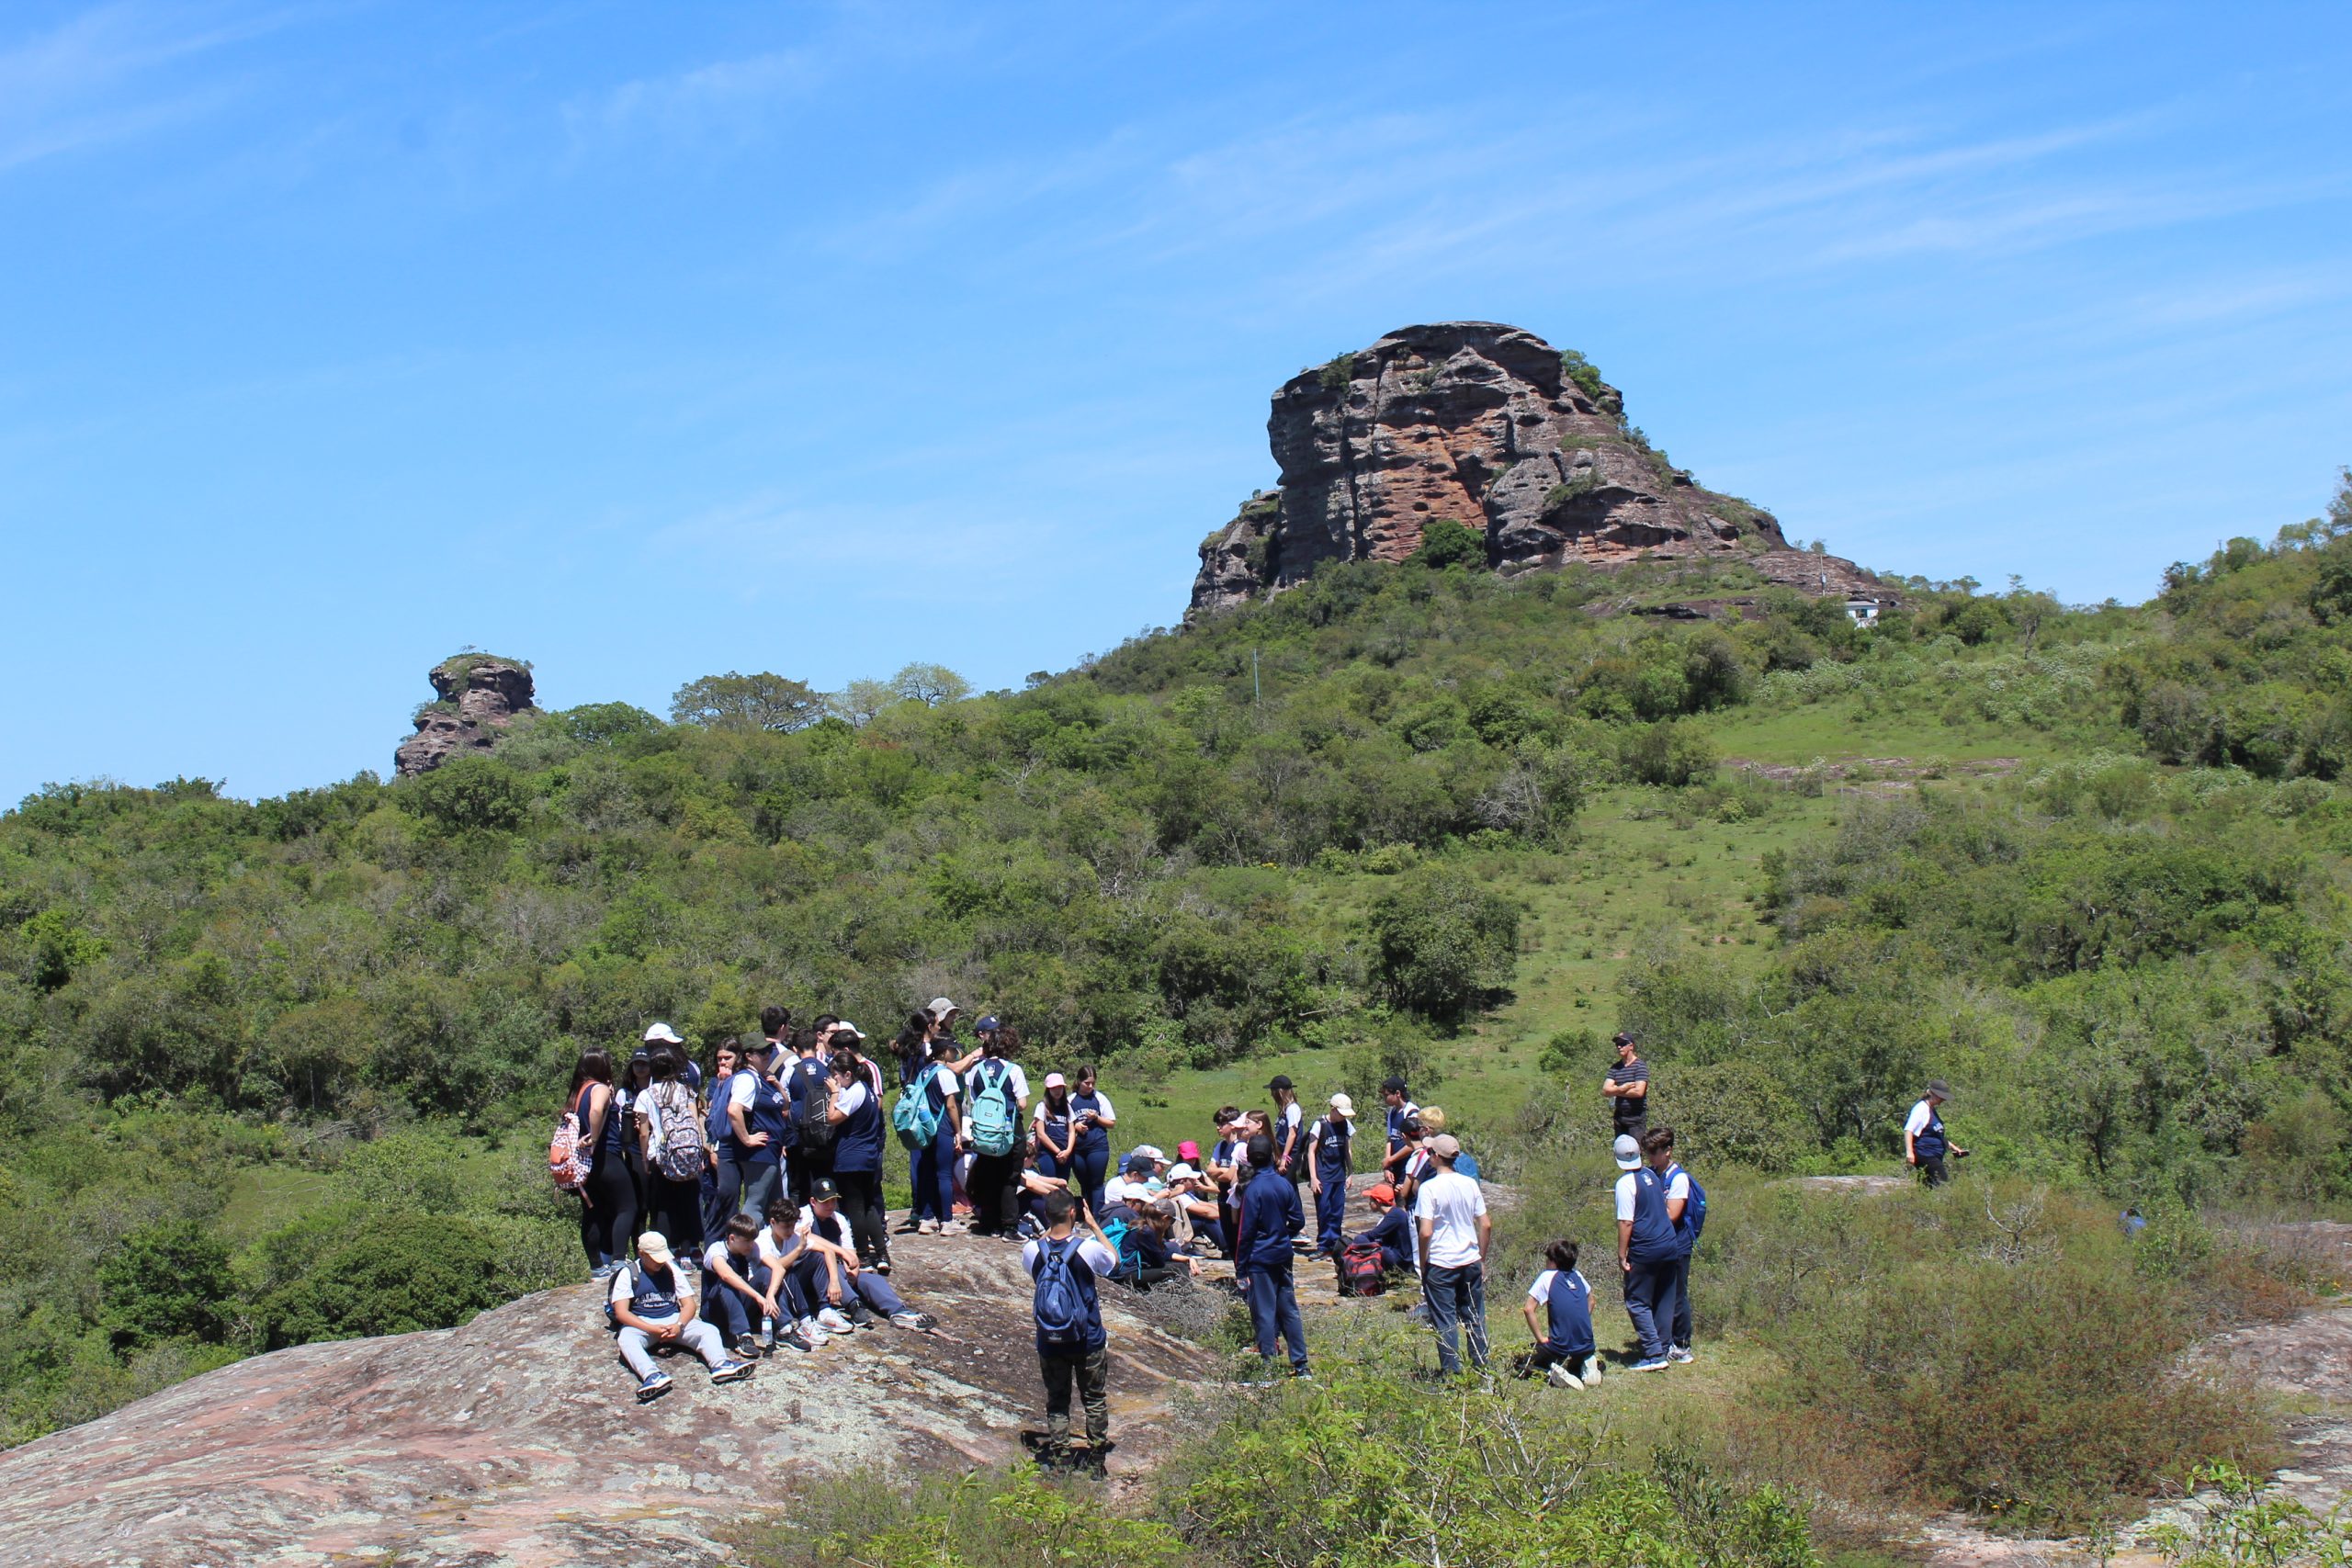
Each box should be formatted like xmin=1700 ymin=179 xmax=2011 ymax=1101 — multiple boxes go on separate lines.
xmin=1338 ymin=1240 xmax=1387 ymax=1298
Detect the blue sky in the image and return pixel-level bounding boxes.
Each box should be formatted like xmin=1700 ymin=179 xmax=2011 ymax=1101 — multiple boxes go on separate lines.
xmin=4 ymin=2 xmax=2348 ymax=805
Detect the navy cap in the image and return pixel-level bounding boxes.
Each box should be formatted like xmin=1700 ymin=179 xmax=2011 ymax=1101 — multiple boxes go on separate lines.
xmin=977 ymin=1015 xmax=1001 ymax=1032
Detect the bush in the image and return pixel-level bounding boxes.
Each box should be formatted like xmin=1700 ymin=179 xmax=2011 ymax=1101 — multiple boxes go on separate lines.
xmin=1368 ymin=869 xmax=1520 ymax=1024
xmin=1409 ymin=518 xmax=1484 ymax=570
xmin=1656 ymin=1060 xmax=1813 ymax=1172
xmin=254 ymin=1212 xmax=510 ymax=1348
xmin=395 ymin=756 xmax=530 ymax=832
xmin=732 ymin=1467 xmax=1182 ymax=1568
xmin=1623 ymin=719 xmax=1718 ymax=786
xmin=96 ymin=1219 xmax=236 ymax=1351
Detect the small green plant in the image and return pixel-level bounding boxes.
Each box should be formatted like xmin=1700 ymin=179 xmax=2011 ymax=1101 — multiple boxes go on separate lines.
xmin=1317 ymin=351 xmax=1357 ymax=392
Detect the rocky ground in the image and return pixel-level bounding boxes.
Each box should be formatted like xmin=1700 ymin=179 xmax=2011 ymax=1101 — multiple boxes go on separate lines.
xmin=0 ymin=1223 xmax=1218 ymax=1568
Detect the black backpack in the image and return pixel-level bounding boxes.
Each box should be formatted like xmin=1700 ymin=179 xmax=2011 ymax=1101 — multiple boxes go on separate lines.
xmin=793 ymin=1058 xmax=836 ymax=1149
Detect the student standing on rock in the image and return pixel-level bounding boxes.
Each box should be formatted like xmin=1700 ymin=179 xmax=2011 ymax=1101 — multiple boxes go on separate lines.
xmin=1414 ymin=1134 xmax=1492 ymax=1377
xmin=963 ymin=1021 xmax=1029 ymax=1237
xmin=636 ymin=1043 xmax=707 ymax=1260
xmin=1613 ymin=1131 xmax=1683 ymax=1373
xmin=702 ymin=1040 xmax=743 ymax=1242
xmin=821 ymin=1049 xmax=893 ymax=1271
xmin=906 ymin=1037 xmax=965 ymax=1235
xmin=1033 ymin=1072 xmax=1076 ymax=1182
xmin=1268 ymin=1076 xmax=1307 ymax=1185
xmin=1904 ymin=1080 xmax=1964 ymax=1188
xmin=1309 ymin=1093 xmax=1355 ymax=1257
xmin=606 ymin=1230 xmax=753 ymax=1404
xmin=570 ymin=1049 xmax=636 ymax=1279
xmin=1067 ymin=1065 xmax=1117 ymax=1218
xmin=1602 ymin=1032 xmax=1650 ymax=1144
xmin=1380 ymin=1077 xmax=1421 ymax=1184
xmin=1023 ymin=1189 xmax=1120 ymax=1470
xmin=727 ymin=1035 xmax=788 ymax=1222
xmin=1235 ymin=1132 xmax=1311 ymax=1383
xmin=784 ymin=1026 xmax=835 ymax=1212
xmin=617 ymin=1047 xmax=655 ymax=1240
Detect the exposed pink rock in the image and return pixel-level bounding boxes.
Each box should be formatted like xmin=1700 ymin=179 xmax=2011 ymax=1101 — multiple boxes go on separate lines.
xmin=393 ymin=656 xmax=539 ymax=777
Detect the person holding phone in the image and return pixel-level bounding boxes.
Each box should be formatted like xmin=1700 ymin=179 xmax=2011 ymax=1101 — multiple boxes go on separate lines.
xmin=1067 ymin=1065 xmax=1116 ymax=1216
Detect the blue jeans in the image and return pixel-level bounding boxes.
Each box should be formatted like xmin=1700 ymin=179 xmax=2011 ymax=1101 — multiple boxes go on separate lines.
xmin=1423 ymin=1261 xmax=1488 ymax=1373
xmin=1623 ymin=1257 xmax=1679 ymax=1362
xmin=912 ymin=1125 xmax=956 ymax=1224
xmin=737 ymin=1160 xmax=782 ymax=1225
xmin=1244 ymin=1258 xmax=1308 ymax=1372
xmin=1314 ymin=1176 xmax=1348 ymax=1254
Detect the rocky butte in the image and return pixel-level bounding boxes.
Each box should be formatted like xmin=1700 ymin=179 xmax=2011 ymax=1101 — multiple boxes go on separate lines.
xmin=1191 ymin=321 xmax=1886 ymax=620
xmin=393 ymin=653 xmax=541 ymax=777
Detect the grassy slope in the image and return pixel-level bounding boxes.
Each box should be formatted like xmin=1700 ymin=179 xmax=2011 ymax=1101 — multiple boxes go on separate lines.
xmin=1121 ymin=686 xmax=2118 ymax=1157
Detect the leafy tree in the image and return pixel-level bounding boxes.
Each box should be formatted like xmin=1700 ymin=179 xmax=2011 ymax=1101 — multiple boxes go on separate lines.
xmin=669 ymin=671 xmax=823 ymax=732
xmin=560 ymin=701 xmax=666 ymax=745
xmin=888 ymin=662 xmax=970 ymax=706
xmin=1369 ymin=869 xmax=1519 ymax=1024
xmin=96 ymin=1221 xmax=235 ymax=1351
xmin=255 ymin=1213 xmax=508 ymax=1348
xmin=1409 ymin=518 xmax=1483 ymax=570
xmin=20 ymin=910 xmax=104 ymax=992
xmin=395 ymin=756 xmax=529 ymax=831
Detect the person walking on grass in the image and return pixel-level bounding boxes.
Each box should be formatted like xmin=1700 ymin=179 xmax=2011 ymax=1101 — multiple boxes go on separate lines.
xmin=606 ymin=1230 xmax=753 ymax=1404
xmin=1235 ymin=1132 xmax=1310 ymax=1384
xmin=1602 ymin=1031 xmax=1649 ymax=1144
xmin=1414 ymin=1134 xmax=1491 ymax=1377
xmin=1515 ymin=1238 xmax=1600 ymax=1389
xmin=1309 ymin=1093 xmax=1354 ymax=1257
xmin=1023 ymin=1190 xmax=1119 ymax=1470
xmin=1613 ymin=1130 xmax=1683 ymax=1373
xmin=1905 ymin=1080 xmax=1964 ymax=1188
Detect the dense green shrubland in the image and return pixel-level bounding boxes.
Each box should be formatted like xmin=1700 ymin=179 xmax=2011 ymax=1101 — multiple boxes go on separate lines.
xmin=6 ymin=476 xmax=2352 ymax=1453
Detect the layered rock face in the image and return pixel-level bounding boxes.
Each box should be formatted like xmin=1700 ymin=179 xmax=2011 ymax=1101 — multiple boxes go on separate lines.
xmin=393 ymin=655 xmax=538 ymax=777
xmin=1192 ymin=321 xmax=1881 ymax=617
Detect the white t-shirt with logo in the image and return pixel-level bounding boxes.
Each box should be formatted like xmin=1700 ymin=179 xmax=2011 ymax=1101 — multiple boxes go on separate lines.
xmin=1411 ymin=1169 xmax=1488 ymax=1269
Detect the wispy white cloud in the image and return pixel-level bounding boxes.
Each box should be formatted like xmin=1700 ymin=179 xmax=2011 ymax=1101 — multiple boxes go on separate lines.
xmin=0 ymin=2 xmax=300 ymax=173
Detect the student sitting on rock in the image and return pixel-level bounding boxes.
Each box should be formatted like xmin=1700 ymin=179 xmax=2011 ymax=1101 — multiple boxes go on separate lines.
xmin=752 ymin=1200 xmax=824 ymax=1349
xmin=1162 ymin=1163 xmax=1228 ymax=1257
xmin=606 ymin=1231 xmax=754 ymax=1404
xmin=699 ymin=1213 xmax=790 ymax=1360
xmin=1353 ymin=1181 xmax=1414 ymax=1272
xmin=789 ymin=1177 xmax=937 ymax=1334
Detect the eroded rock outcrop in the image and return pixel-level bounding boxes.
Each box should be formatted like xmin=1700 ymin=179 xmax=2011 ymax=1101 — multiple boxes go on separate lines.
xmin=0 ymin=1228 xmax=1218 ymax=1568
xmin=1191 ymin=321 xmax=1884 ymax=618
xmin=393 ymin=654 xmax=539 ymax=777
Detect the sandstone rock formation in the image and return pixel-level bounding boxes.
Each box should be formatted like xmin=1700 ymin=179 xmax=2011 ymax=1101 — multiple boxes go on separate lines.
xmin=1191 ymin=321 xmax=1885 ymax=618
xmin=0 ymin=1228 xmax=1218 ymax=1568
xmin=393 ymin=653 xmax=539 ymax=777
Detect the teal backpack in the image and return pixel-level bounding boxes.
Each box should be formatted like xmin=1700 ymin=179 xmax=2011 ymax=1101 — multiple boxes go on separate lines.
xmin=968 ymin=1060 xmax=1019 ymax=1157
xmin=893 ymin=1065 xmax=947 ymax=1150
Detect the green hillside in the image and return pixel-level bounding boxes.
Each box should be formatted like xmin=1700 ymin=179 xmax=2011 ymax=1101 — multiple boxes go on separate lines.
xmin=4 ymin=478 xmax=2351 ymax=1455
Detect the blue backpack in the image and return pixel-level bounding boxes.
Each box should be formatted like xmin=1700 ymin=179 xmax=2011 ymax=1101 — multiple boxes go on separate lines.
xmin=1674 ymin=1165 xmax=1708 ymax=1249
xmin=1032 ymin=1235 xmax=1095 ymax=1348
xmin=893 ymin=1065 xmax=948 ymax=1150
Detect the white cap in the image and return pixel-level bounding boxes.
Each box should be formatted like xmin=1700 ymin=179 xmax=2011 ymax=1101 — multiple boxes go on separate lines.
xmin=1329 ymin=1093 xmax=1354 ymax=1118
xmin=637 ymin=1230 xmax=674 ymax=1262
xmin=832 ymin=1021 xmax=864 ymax=1040
xmin=1165 ymin=1163 xmax=1200 ymax=1183
xmin=1613 ymin=1134 xmax=1643 ymax=1170
xmin=1131 ymin=1144 xmax=1165 ymax=1163
xmin=929 ymin=997 xmax=957 ymax=1017
xmin=642 ymin=1021 xmax=684 ymax=1044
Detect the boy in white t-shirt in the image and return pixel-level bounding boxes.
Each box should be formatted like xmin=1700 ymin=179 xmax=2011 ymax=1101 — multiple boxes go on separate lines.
xmin=699 ymin=1213 xmax=790 ymax=1359
xmin=1515 ymin=1237 xmax=1601 ymax=1388
xmin=1411 ymin=1134 xmax=1492 ymax=1376
xmin=752 ymin=1201 xmax=824 ymax=1350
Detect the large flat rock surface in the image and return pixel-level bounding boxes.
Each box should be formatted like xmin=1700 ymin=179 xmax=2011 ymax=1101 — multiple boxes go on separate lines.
xmin=0 ymin=1228 xmax=1220 ymax=1568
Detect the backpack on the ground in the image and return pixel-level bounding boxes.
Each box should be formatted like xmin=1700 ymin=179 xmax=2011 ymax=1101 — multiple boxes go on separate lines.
xmin=549 ymin=1088 xmax=593 ymax=1192
xmin=794 ymin=1060 xmax=837 ymax=1150
xmin=1338 ymin=1240 xmax=1388 ymax=1298
xmin=893 ymin=1065 xmax=946 ymax=1150
xmin=967 ymin=1061 xmax=1018 ymax=1157
xmin=1032 ymin=1235 xmax=1093 ymax=1349
xmin=650 ymin=1081 xmax=707 ymax=1181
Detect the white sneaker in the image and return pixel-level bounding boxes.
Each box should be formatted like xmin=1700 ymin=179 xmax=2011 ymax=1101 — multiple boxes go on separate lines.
xmin=799 ymin=1316 xmax=830 ymax=1344
xmin=1544 ymin=1363 xmax=1585 ymax=1390
xmin=1668 ymin=1346 xmax=1694 ymax=1364
xmin=818 ymin=1307 xmax=855 ymax=1335
xmin=1579 ymin=1358 xmax=1604 ymax=1386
